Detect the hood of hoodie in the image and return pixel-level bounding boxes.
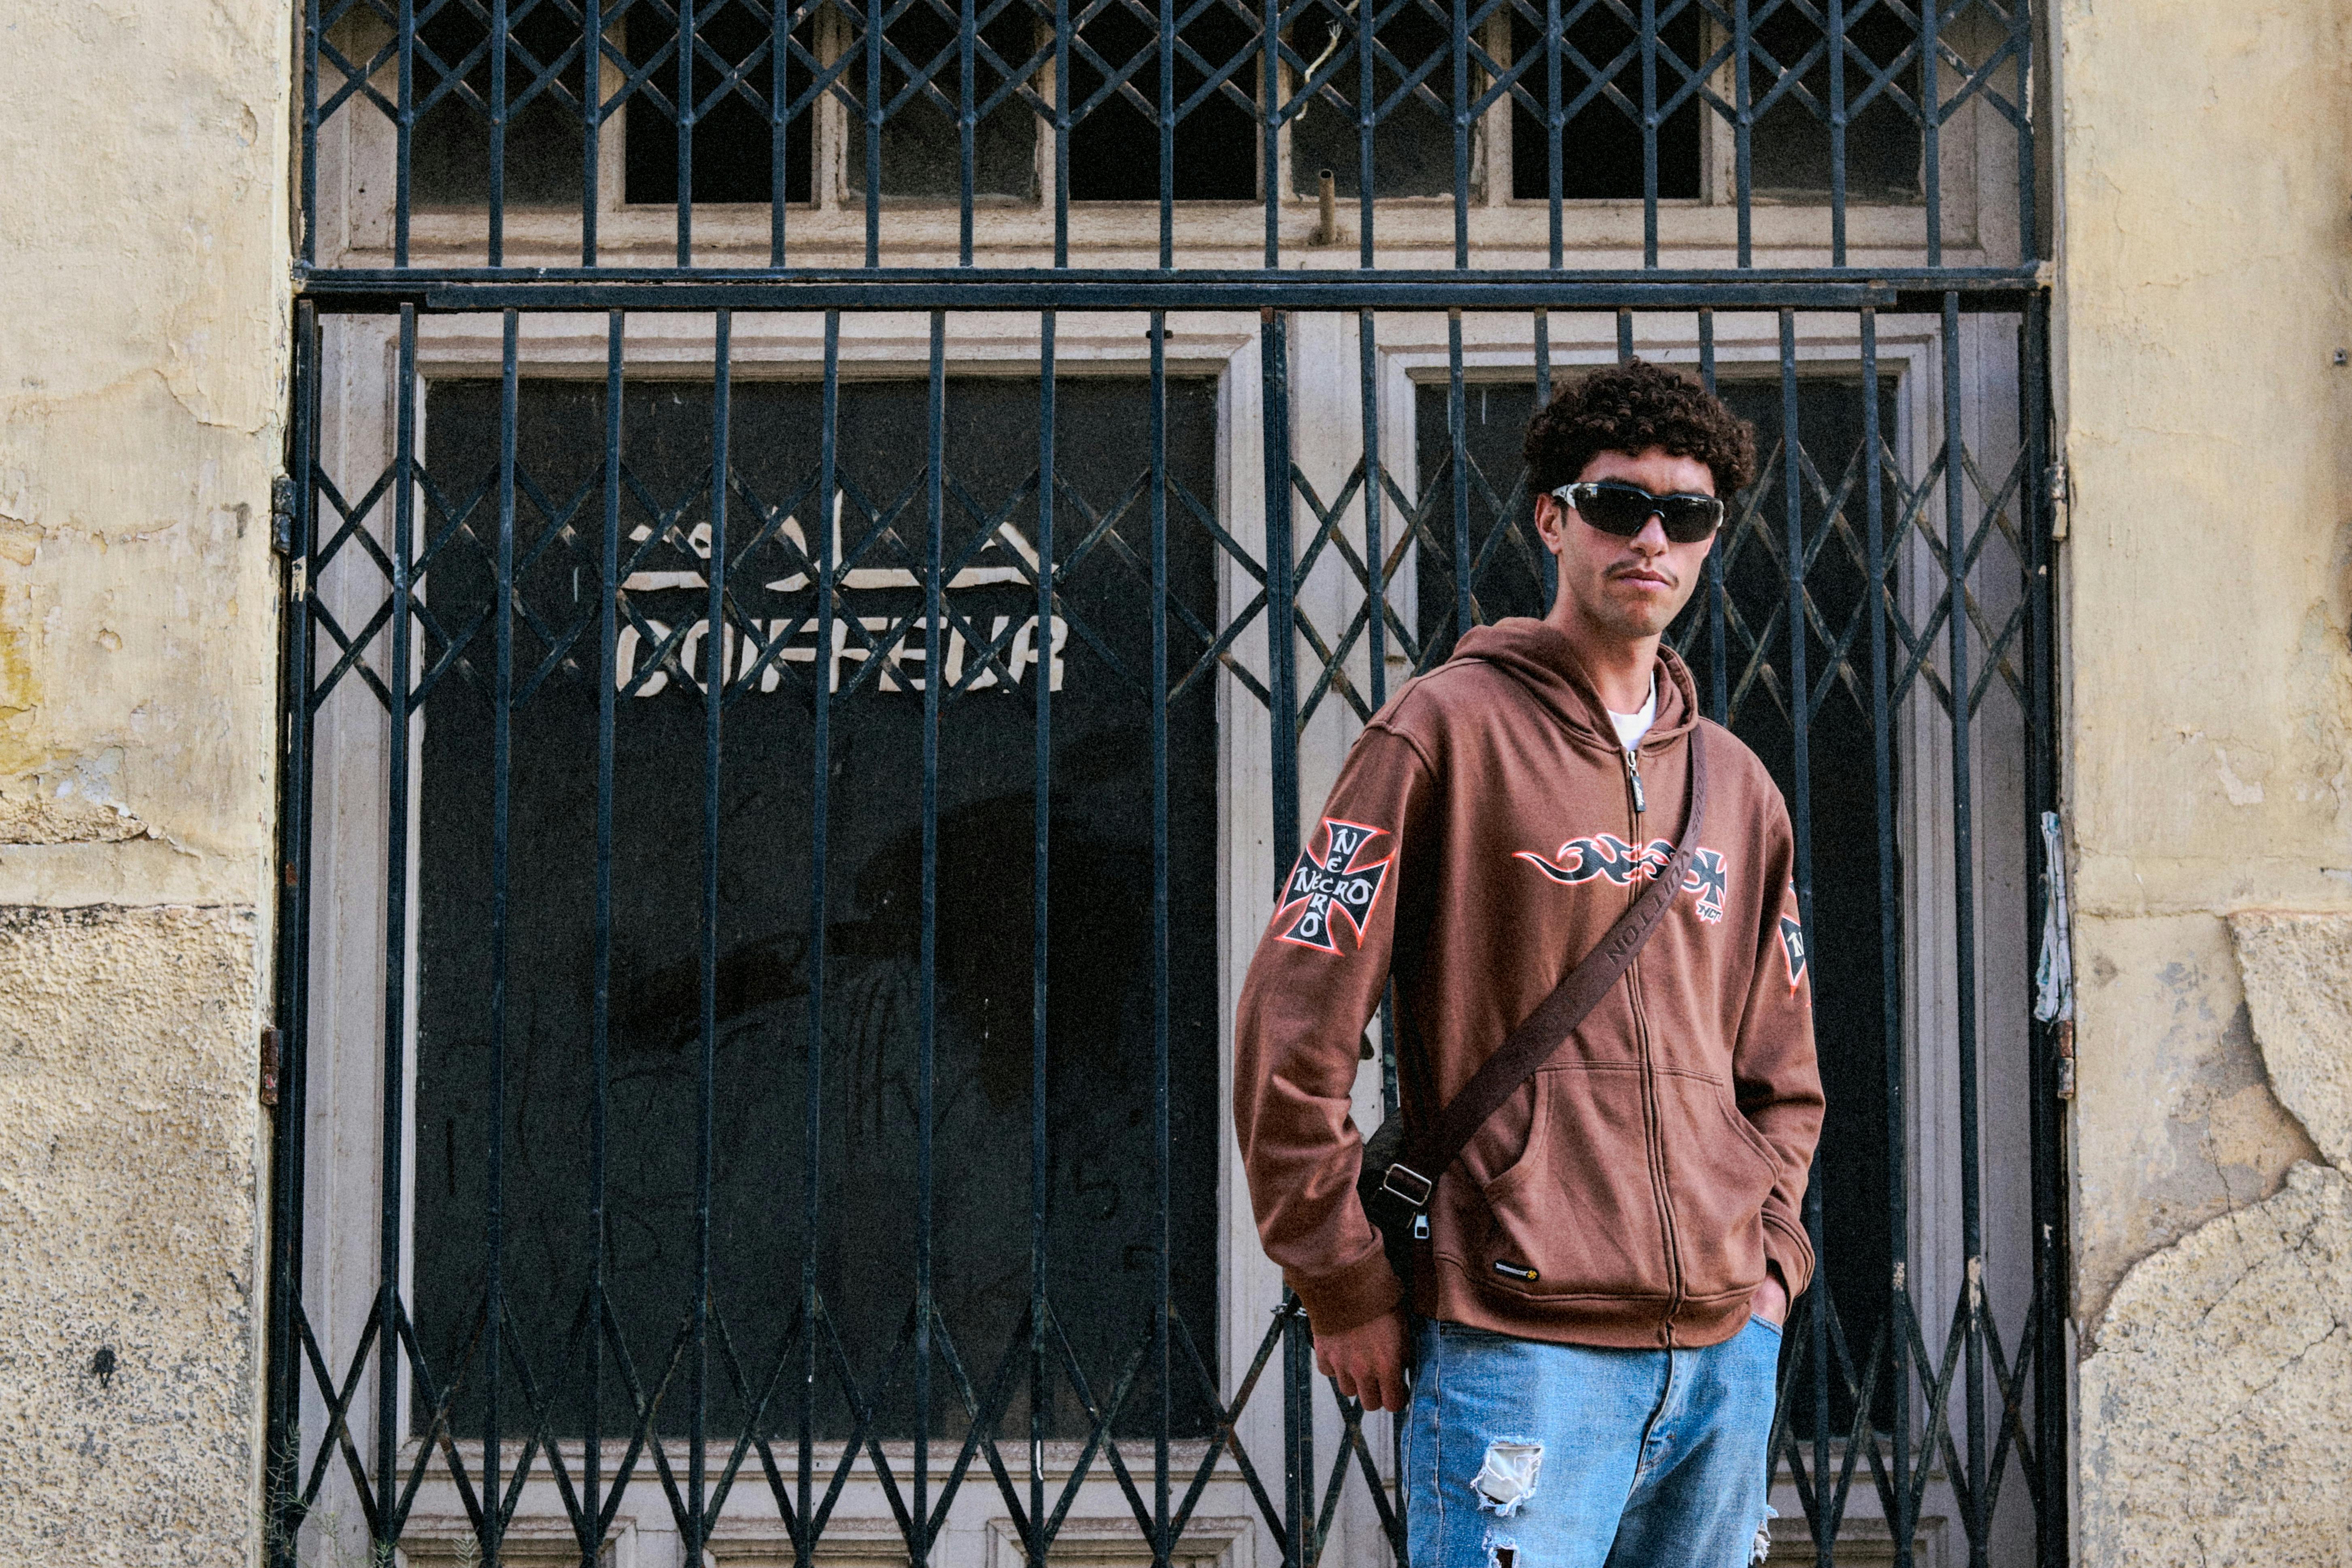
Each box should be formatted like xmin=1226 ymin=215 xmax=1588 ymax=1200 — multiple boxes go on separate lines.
xmin=1447 ymin=616 xmax=1701 ymax=757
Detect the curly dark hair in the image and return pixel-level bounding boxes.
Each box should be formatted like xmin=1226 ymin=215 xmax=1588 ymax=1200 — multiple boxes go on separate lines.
xmin=1522 ymin=358 xmax=1757 ymax=501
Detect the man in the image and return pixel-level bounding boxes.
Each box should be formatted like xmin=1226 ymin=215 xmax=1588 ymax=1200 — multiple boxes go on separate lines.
xmin=1234 ymin=360 xmax=1824 ymax=1568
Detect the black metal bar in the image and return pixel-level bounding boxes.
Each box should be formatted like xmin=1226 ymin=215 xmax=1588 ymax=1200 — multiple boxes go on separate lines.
xmin=377 ymin=303 xmax=419 ymax=1549
xmin=679 ymin=0 xmax=697 ymax=265
xmin=2022 ymin=292 xmax=2065 ymax=1568
xmin=1862 ymin=308 xmax=1912 ymax=1568
xmin=1777 ymin=311 xmax=1828 ymax=1568
xmin=1733 ymin=0 xmax=1752 ymax=268
xmin=1544 ymin=0 xmax=1562 ymax=269
xmin=916 ymin=307 xmax=946 ymax=1566
xmin=1699 ymin=309 xmax=1723 ymax=722
xmin=1452 ymin=0 xmax=1470 ymax=268
xmin=688 ymin=308 xmax=734 ymax=1565
xmin=297 ymin=278 xmax=2042 ymax=313
xmin=397 ymin=0 xmax=414 ymax=267
xmin=1261 ymin=0 xmax=1281 ymax=265
xmin=586 ymin=308 xmax=624 ymax=1568
xmin=1361 ymin=310 xmax=1385 ymax=707
xmin=490 ymin=0 xmax=509 ymax=265
xmin=1159 ymin=0 xmax=1175 ymax=268
xmin=962 ymin=0 xmax=978 ymax=263
xmin=1357 ymin=0 xmax=1375 ymax=266
xmin=1827 ymin=0 xmax=1847 ymax=266
xmin=1617 ymin=307 xmax=1634 ymax=362
xmin=866 ymin=0 xmax=884 ymax=265
xmin=1260 ymin=308 xmax=1299 ymax=876
xmin=1921 ymin=0 xmax=1941 ymax=265
xmin=303 ymin=267 xmax=2040 ymax=291
xmin=1028 ymin=307 xmax=1055 ymax=1563
xmin=302 ymin=0 xmax=319 ymax=267
xmin=1534 ymin=310 xmax=1555 ymax=608
xmin=1258 ymin=299 xmax=1307 ymax=1566
xmin=1941 ymin=292 xmax=1984 ymax=1568
xmin=773 ymin=0 xmax=791 ymax=264
xmin=484 ymin=307 xmax=521 ymax=1568
xmin=2014 ymin=0 xmax=2038 ymax=261
xmin=1447 ymin=310 xmax=1470 ymax=639
xmin=265 ymin=298 xmax=322 ymax=1568
xmin=799 ymin=311 xmax=841 ymax=1568
xmin=1149 ymin=308 xmax=1174 ymax=1568
xmin=1053 ymin=0 xmax=1070 ymax=265
xmin=583 ymin=0 xmax=603 ymax=263
xmin=1639 ymin=0 xmax=1657 ymax=267
xmin=299 ymin=269 xmax=2051 ymax=308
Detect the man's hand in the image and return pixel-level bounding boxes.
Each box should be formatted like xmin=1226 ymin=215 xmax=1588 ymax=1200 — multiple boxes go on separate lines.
xmin=1313 ymin=1308 xmax=1409 ymax=1413
xmin=1751 ymin=1269 xmax=1789 ymax=1326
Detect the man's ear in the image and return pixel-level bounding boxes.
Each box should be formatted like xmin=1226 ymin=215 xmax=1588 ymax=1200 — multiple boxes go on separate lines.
xmin=1532 ymin=492 xmax=1563 ymax=549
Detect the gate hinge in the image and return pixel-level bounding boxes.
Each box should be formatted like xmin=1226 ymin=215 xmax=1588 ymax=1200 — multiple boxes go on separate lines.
xmin=270 ymin=475 xmax=297 ymax=556
xmin=260 ymin=1025 xmax=281 ymax=1108
xmin=2045 ymin=460 xmax=2070 ymax=541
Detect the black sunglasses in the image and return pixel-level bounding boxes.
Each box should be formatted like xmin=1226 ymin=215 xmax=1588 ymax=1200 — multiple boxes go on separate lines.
xmin=1551 ymin=480 xmax=1725 ymax=544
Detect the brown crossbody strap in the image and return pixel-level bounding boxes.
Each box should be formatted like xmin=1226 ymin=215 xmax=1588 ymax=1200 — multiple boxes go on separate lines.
xmin=1373 ymin=726 xmax=1708 ymax=1214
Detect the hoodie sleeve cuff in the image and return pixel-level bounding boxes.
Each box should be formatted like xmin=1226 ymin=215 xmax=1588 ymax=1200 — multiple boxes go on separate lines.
xmin=1289 ymin=1250 xmax=1404 ymax=1337
xmin=1762 ymin=1209 xmax=1816 ymax=1300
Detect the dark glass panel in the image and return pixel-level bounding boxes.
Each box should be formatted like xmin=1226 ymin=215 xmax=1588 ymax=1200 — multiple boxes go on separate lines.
xmin=623 ymin=0 xmax=816 ymax=204
xmin=1066 ymin=0 xmax=1258 ymax=200
xmin=414 ymin=376 xmax=1223 ymax=1440
xmin=1509 ymin=2 xmax=1702 ymax=201
xmin=1288 ymin=0 xmax=1453 ymax=198
xmin=414 ymin=0 xmax=591 ymax=206
xmin=844 ymin=0 xmax=1043 ymax=199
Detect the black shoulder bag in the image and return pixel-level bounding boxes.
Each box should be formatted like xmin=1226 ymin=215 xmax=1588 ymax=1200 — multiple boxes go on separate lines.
xmin=1357 ymin=727 xmax=1709 ymax=1282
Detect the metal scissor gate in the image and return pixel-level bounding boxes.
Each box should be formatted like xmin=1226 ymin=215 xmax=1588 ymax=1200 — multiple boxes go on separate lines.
xmin=269 ymin=2 xmax=2065 ymax=1564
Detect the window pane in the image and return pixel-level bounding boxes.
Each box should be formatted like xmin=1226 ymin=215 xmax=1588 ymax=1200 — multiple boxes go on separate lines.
xmin=1509 ymin=2 xmax=1702 ymax=202
xmin=623 ymin=0 xmax=817 ymax=205
xmin=1749 ymin=0 xmax=1921 ymax=197
xmin=412 ymin=375 xmax=1224 ymax=1441
xmin=1287 ymin=0 xmax=1454 ymax=198
xmin=413 ymin=0 xmax=591 ymax=206
xmin=844 ymin=0 xmax=1043 ymax=200
xmin=1066 ymin=0 xmax=1259 ymax=200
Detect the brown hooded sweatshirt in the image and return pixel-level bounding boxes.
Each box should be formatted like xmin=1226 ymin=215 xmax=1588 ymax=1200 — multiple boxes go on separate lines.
xmin=1234 ymin=617 xmax=1823 ymax=1350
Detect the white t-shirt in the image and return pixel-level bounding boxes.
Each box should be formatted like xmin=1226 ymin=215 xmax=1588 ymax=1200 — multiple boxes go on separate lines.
xmin=1607 ymin=676 xmax=1658 ymax=754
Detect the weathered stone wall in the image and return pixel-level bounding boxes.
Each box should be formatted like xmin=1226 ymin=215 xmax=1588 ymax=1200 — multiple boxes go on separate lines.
xmin=2059 ymin=0 xmax=2352 ymax=1560
xmin=0 ymin=0 xmax=290 ymax=1560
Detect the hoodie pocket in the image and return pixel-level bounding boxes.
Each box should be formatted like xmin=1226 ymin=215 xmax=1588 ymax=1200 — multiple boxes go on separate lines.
xmin=1475 ymin=1067 xmax=1673 ymax=1302
xmin=1653 ymin=1074 xmax=1778 ymax=1304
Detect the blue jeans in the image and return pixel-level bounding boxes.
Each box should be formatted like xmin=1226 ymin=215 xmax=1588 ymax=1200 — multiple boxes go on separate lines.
xmin=1401 ymin=1316 xmax=1782 ymax=1568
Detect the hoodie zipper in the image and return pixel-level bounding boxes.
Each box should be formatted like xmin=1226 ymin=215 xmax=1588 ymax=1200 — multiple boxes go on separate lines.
xmin=1622 ymin=737 xmax=1684 ymax=1343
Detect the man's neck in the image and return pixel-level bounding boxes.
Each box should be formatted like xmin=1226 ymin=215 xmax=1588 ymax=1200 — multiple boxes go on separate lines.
xmin=1546 ymin=600 xmax=1660 ymax=714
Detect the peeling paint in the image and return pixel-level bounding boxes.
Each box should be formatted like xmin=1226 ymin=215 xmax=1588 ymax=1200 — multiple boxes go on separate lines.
xmin=2231 ymin=912 xmax=2352 ymax=1169
xmin=2071 ymin=915 xmax=2318 ymax=1332
xmin=2078 ymin=1163 xmax=2352 ymax=1568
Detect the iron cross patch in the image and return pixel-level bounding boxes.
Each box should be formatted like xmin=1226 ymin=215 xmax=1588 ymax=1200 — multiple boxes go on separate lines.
xmin=1274 ymin=818 xmax=1394 ymax=955
xmin=1779 ymin=913 xmax=1809 ymax=992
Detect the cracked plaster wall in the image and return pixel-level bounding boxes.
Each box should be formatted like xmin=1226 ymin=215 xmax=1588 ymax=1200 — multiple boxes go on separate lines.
xmin=0 ymin=0 xmax=291 ymax=1561
xmin=2061 ymin=0 xmax=2352 ymax=1561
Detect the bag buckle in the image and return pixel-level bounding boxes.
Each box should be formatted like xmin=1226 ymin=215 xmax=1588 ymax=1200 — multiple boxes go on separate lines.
xmin=1378 ymin=1163 xmax=1433 ymax=1209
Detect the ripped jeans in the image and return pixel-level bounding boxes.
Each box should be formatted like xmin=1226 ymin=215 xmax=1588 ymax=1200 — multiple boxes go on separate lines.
xmin=1401 ymin=1316 xmax=1782 ymax=1568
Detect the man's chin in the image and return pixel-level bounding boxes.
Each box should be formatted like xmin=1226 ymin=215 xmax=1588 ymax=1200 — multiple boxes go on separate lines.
xmin=1603 ymin=590 xmax=1689 ymax=639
